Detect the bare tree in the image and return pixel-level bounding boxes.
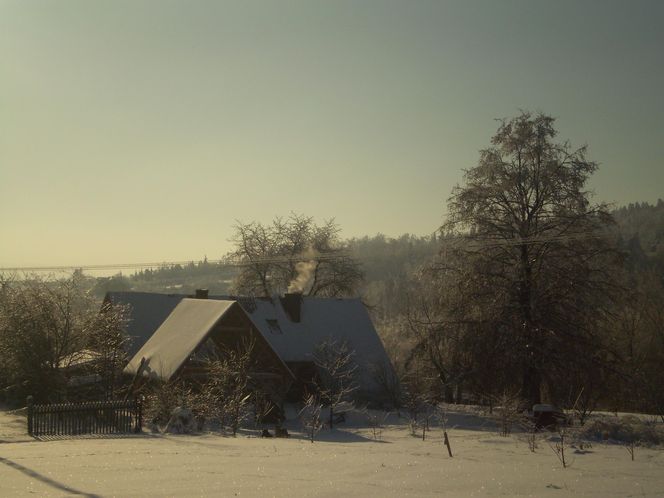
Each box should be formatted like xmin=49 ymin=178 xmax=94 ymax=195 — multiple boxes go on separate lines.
xmin=400 ymin=360 xmax=437 ymax=438
xmin=624 ymin=424 xmax=638 ymax=461
xmin=491 ymin=390 xmax=524 ymax=437
xmin=549 ymin=426 xmax=570 ymax=469
xmin=229 ymin=213 xmax=364 ymax=297
xmin=313 ymin=339 xmax=358 ymax=430
xmin=200 ymin=340 xmax=256 ymax=436
xmin=614 ymin=272 xmax=664 ymax=421
xmin=404 ymin=277 xmax=472 ymax=405
xmin=370 ymin=358 xmax=403 ymax=410
xmin=435 ymin=111 xmax=622 ymax=407
xmin=364 ymin=409 xmax=390 ymax=441
xmin=86 ymin=301 xmax=131 ymax=399
xmin=299 ymin=393 xmax=324 ymax=443
xmin=519 ymin=416 xmax=540 ymax=453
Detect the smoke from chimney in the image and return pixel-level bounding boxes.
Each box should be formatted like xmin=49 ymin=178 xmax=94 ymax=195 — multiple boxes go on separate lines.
xmin=287 ymin=247 xmax=318 ymax=294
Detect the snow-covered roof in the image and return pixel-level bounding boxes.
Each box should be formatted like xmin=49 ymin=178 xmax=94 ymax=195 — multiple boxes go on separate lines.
xmin=124 ymin=299 xmax=236 ymax=381
xmin=107 ymin=292 xmax=393 ymax=394
xmin=248 ymin=297 xmax=390 ymax=389
xmin=106 ymin=292 xmax=184 ymax=357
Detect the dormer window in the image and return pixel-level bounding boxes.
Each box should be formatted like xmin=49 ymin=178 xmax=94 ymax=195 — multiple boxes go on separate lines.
xmin=266 ymin=319 xmax=282 ymax=334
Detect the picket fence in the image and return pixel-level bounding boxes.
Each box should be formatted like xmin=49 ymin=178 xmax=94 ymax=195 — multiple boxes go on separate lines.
xmin=27 ymin=397 xmax=142 ymax=437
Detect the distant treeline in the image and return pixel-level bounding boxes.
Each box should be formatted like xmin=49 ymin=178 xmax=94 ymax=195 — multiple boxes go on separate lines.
xmin=613 ymin=199 xmax=664 ymax=272
xmin=91 ymin=200 xmax=663 ymax=313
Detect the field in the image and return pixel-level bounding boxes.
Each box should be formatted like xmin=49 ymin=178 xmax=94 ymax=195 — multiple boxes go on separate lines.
xmin=1 ymin=407 xmax=663 ymax=497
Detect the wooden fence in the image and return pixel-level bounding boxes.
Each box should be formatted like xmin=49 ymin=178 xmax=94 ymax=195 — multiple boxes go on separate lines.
xmin=27 ymin=396 xmax=142 ymax=437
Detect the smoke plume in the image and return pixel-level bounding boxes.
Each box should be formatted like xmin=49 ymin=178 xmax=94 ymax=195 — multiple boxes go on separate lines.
xmin=287 ymin=248 xmax=318 ymax=293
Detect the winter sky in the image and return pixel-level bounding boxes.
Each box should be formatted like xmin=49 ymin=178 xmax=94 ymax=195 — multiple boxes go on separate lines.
xmin=1 ymin=0 xmax=662 ymax=268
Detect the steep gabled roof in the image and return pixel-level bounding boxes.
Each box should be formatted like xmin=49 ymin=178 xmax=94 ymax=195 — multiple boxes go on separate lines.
xmin=124 ymin=299 xmax=236 ymax=381
xmin=108 ymin=292 xmax=393 ymax=395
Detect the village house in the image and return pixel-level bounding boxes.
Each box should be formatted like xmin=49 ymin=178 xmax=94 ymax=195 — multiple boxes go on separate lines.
xmin=106 ymin=291 xmax=395 ymax=404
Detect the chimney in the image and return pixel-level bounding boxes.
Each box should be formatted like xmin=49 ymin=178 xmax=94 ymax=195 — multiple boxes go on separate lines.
xmin=281 ymin=292 xmax=302 ymax=323
xmin=195 ymin=289 xmax=209 ymax=299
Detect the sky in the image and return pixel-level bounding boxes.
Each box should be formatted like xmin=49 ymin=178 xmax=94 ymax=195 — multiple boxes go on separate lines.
xmin=1 ymin=0 xmax=663 ymax=269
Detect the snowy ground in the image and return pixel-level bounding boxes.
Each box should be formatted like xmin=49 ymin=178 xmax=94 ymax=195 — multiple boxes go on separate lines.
xmin=1 ymin=407 xmax=663 ymax=497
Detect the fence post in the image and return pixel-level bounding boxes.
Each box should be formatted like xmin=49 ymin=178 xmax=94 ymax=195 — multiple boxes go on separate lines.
xmin=135 ymin=396 xmax=142 ymax=433
xmin=27 ymin=396 xmax=34 ymax=436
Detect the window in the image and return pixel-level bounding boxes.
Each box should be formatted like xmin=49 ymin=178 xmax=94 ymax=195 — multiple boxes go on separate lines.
xmin=266 ymin=319 xmax=282 ymax=334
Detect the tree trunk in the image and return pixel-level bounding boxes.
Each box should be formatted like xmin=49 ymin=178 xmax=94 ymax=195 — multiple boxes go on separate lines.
xmin=522 ymin=365 xmax=542 ymax=407
xmin=444 ymin=384 xmax=454 ymax=403
xmin=519 ymin=243 xmax=541 ymax=407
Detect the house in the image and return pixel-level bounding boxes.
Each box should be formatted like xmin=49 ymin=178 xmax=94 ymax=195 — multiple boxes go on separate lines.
xmin=106 ymin=291 xmax=395 ymax=403
xmin=123 ymin=298 xmax=293 ymax=390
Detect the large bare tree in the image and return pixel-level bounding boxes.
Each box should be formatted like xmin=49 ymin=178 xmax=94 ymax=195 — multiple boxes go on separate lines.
xmin=426 ymin=111 xmax=622 ymax=406
xmin=229 ymin=213 xmax=363 ymax=297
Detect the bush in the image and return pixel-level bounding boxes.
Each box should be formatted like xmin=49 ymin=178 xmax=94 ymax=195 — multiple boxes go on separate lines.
xmin=143 ymin=382 xmax=201 ymax=432
xmin=579 ymin=415 xmax=664 ymax=446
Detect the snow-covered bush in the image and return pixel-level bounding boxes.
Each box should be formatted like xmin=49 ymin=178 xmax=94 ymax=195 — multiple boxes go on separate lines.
xmin=579 ymin=415 xmax=664 ymax=446
xmin=143 ymin=382 xmax=200 ymax=432
xmin=164 ymin=407 xmax=196 ymax=434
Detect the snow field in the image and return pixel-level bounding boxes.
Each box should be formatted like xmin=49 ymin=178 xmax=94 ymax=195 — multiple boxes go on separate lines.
xmin=1 ymin=421 xmax=663 ymax=497
xmin=2 ymin=406 xmax=664 ymax=497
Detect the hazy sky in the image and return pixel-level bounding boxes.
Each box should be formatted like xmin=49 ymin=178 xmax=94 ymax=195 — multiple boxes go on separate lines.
xmin=1 ymin=0 xmax=663 ymax=268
